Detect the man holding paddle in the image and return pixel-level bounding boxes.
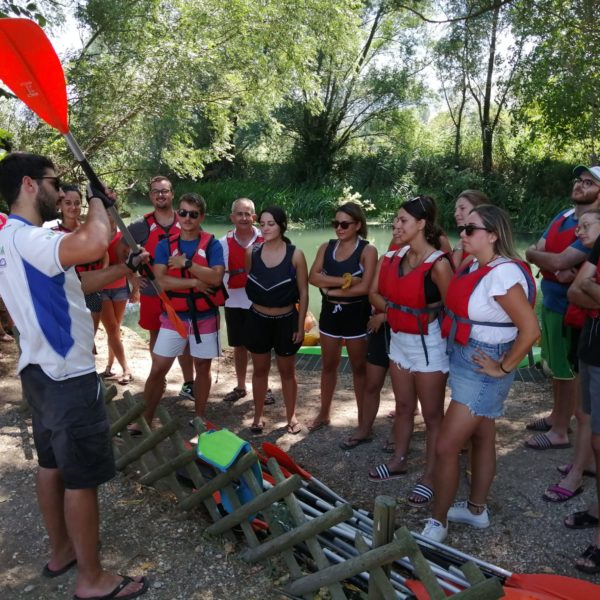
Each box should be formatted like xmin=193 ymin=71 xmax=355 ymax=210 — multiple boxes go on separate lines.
xmin=0 ymin=153 xmax=148 ymax=600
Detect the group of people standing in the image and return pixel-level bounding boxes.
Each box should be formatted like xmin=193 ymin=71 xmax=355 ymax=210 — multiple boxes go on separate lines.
xmin=2 ymin=148 xmax=600 ymax=600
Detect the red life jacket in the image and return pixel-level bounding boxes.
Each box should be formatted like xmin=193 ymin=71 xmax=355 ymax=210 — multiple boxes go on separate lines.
xmin=564 ymin=261 xmax=600 ymax=328
xmin=143 ymin=211 xmax=180 ymax=259
xmin=441 ymin=258 xmax=536 ymax=346
xmin=52 ymin=222 xmax=104 ymax=274
xmin=225 ymin=229 xmax=263 ymax=289
xmin=0 ymin=213 xmax=7 ymax=230
xmin=165 ymin=232 xmax=227 ymax=314
xmin=540 ymin=209 xmax=577 ymax=283
xmin=378 ymin=247 xmax=449 ymax=364
xmin=379 ymin=247 xmax=446 ymax=335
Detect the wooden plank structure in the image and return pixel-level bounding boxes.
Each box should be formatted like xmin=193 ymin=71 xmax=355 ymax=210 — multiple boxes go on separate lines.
xmin=104 ymin=385 xmax=504 ymax=599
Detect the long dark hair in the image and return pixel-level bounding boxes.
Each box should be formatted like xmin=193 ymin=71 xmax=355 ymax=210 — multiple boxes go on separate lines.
xmin=259 ymin=205 xmax=291 ymax=244
xmin=401 ymin=195 xmax=444 ymax=249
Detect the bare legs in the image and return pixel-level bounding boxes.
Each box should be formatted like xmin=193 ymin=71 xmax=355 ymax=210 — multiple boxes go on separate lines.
xmin=346 ymin=362 xmax=388 ymax=442
xmin=250 ymin=352 xmax=298 ymax=430
xmin=432 ymin=401 xmax=494 ymax=525
xmin=193 ymin=358 xmax=212 ymax=418
xmin=233 ymin=346 xmax=248 ymax=391
xmin=310 ymin=334 xmax=367 ymax=429
xmin=250 ymin=352 xmax=270 ymax=428
xmin=100 ymin=299 xmax=130 ymax=379
xmin=142 ymin=354 xmax=176 ymax=424
xmin=37 ymin=467 xmax=144 ymax=598
xmin=382 ymin=365 xmax=446 ymax=488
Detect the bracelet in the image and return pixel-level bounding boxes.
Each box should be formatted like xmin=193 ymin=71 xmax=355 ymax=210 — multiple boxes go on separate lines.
xmin=499 ymin=362 xmax=511 ymax=374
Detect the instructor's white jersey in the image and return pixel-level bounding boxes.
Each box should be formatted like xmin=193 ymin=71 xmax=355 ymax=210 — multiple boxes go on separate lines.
xmin=0 ymin=216 xmax=96 ymax=380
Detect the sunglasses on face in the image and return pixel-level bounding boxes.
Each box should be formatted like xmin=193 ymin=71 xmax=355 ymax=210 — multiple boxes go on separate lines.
xmin=331 ymin=219 xmax=356 ymax=230
xmin=151 ymin=188 xmax=172 ymax=196
xmin=37 ymin=176 xmax=61 ymax=192
xmin=457 ymin=224 xmax=490 ymax=236
xmin=177 ymin=208 xmax=200 ymax=219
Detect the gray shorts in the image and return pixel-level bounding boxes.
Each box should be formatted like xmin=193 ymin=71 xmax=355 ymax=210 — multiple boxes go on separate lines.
xmin=580 ymin=360 xmax=600 ymax=435
xmin=21 ymin=365 xmax=116 ymax=489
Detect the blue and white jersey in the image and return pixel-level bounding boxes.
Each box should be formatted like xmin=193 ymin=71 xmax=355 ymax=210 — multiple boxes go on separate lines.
xmin=0 ymin=216 xmax=96 ymax=380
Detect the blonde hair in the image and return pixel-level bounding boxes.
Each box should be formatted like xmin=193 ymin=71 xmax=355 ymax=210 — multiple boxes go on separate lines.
xmin=471 ymin=205 xmax=521 ymax=261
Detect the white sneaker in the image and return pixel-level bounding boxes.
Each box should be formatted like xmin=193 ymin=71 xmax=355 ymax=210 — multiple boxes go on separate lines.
xmin=447 ymin=500 xmax=490 ymax=529
xmin=421 ymin=518 xmax=448 ymax=542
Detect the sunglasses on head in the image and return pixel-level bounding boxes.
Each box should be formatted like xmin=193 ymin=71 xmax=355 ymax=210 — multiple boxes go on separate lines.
xmin=331 ymin=219 xmax=356 ymax=230
xmin=37 ymin=176 xmax=61 ymax=192
xmin=457 ymin=224 xmax=490 ymax=236
xmin=177 ymin=208 xmax=200 ymax=219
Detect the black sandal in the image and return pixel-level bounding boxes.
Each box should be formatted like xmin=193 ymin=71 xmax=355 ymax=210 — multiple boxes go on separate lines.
xmin=565 ymin=510 xmax=600 ymax=530
xmin=575 ymin=545 xmax=600 ymax=574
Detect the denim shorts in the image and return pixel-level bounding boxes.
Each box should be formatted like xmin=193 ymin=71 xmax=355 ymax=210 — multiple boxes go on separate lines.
xmin=580 ymin=360 xmax=600 ymax=435
xmin=21 ymin=365 xmax=116 ymax=489
xmin=448 ymin=338 xmax=515 ymax=418
xmin=101 ymin=284 xmax=130 ymax=302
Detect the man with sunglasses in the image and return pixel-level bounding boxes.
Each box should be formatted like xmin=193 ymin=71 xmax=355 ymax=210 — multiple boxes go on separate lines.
xmin=128 ymin=175 xmax=195 ymax=400
xmin=524 ymin=166 xmax=600 ymax=451
xmin=0 ymin=153 xmax=148 ymax=599
xmin=135 ymin=193 xmax=225 ymax=429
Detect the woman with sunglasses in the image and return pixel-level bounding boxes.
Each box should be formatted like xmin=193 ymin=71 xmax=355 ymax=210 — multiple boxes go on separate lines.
xmin=367 ymin=197 xmax=453 ymax=508
xmin=452 ymin=190 xmax=490 ymax=268
xmin=308 ymin=202 xmax=377 ymax=433
xmin=245 ymin=205 xmax=308 ymax=435
xmin=421 ymin=205 xmax=540 ymax=542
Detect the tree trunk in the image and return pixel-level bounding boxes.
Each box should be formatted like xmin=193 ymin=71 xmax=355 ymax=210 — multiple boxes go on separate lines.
xmin=480 ymin=7 xmax=499 ymax=175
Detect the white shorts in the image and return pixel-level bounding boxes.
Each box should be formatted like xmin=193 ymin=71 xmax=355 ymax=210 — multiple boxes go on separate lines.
xmin=154 ymin=328 xmax=221 ymax=359
xmin=388 ymin=320 xmax=449 ymax=373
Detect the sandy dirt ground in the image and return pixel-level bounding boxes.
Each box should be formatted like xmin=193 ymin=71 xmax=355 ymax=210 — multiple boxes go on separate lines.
xmin=1 ymin=324 xmax=599 ymax=599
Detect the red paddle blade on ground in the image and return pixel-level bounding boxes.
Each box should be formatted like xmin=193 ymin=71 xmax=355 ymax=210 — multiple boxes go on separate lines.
xmin=0 ymin=18 xmax=69 ymax=133
xmin=505 ymin=573 xmax=600 ymax=599
xmin=261 ymin=442 xmax=311 ymax=480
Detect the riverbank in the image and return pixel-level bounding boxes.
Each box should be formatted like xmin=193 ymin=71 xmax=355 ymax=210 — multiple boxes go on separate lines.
xmin=0 ymin=324 xmax=599 ymax=598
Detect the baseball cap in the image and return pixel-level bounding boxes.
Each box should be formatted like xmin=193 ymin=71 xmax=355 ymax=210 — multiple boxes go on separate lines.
xmin=573 ymin=165 xmax=600 ymax=183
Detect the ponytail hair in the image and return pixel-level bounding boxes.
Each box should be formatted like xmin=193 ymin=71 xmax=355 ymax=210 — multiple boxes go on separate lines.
xmin=401 ymin=195 xmax=445 ymax=250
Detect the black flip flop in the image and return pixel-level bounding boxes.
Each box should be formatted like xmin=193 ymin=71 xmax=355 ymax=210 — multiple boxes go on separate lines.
xmin=42 ymin=558 xmax=77 ymax=578
xmin=564 ymin=510 xmax=600 ymax=530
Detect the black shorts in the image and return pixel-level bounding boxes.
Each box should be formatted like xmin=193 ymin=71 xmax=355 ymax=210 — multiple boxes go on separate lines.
xmin=245 ymin=307 xmax=302 ymax=357
xmin=21 ymin=365 xmax=116 ymax=489
xmin=225 ymin=307 xmax=248 ymax=347
xmin=319 ymin=298 xmax=370 ymax=339
xmin=367 ymin=323 xmax=390 ymax=369
xmin=85 ymin=291 xmax=102 ymax=313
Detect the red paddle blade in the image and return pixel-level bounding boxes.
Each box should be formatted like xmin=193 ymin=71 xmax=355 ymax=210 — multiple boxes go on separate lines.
xmin=261 ymin=442 xmax=311 ymax=480
xmin=157 ymin=290 xmax=189 ymax=339
xmin=0 ymin=18 xmax=69 ymax=134
xmin=506 ymin=573 xmax=600 ymax=599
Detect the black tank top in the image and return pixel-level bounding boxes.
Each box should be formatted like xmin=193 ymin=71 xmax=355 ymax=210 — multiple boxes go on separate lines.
xmin=322 ymin=238 xmax=369 ymax=303
xmin=246 ymin=244 xmax=299 ymax=307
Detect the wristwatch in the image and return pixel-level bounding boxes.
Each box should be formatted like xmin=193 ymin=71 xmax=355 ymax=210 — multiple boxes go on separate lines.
xmin=184 ymin=258 xmax=193 ymax=270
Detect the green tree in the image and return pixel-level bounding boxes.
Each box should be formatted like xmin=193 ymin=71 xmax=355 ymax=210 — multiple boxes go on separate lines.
xmin=512 ymin=0 xmax=600 ymax=163
xmin=278 ymin=0 xmax=427 ymax=184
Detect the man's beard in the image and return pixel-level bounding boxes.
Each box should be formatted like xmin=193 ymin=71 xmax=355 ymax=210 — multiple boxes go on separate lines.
xmin=36 ymin=187 xmax=58 ymax=222
xmin=573 ymin=196 xmax=597 ymax=205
